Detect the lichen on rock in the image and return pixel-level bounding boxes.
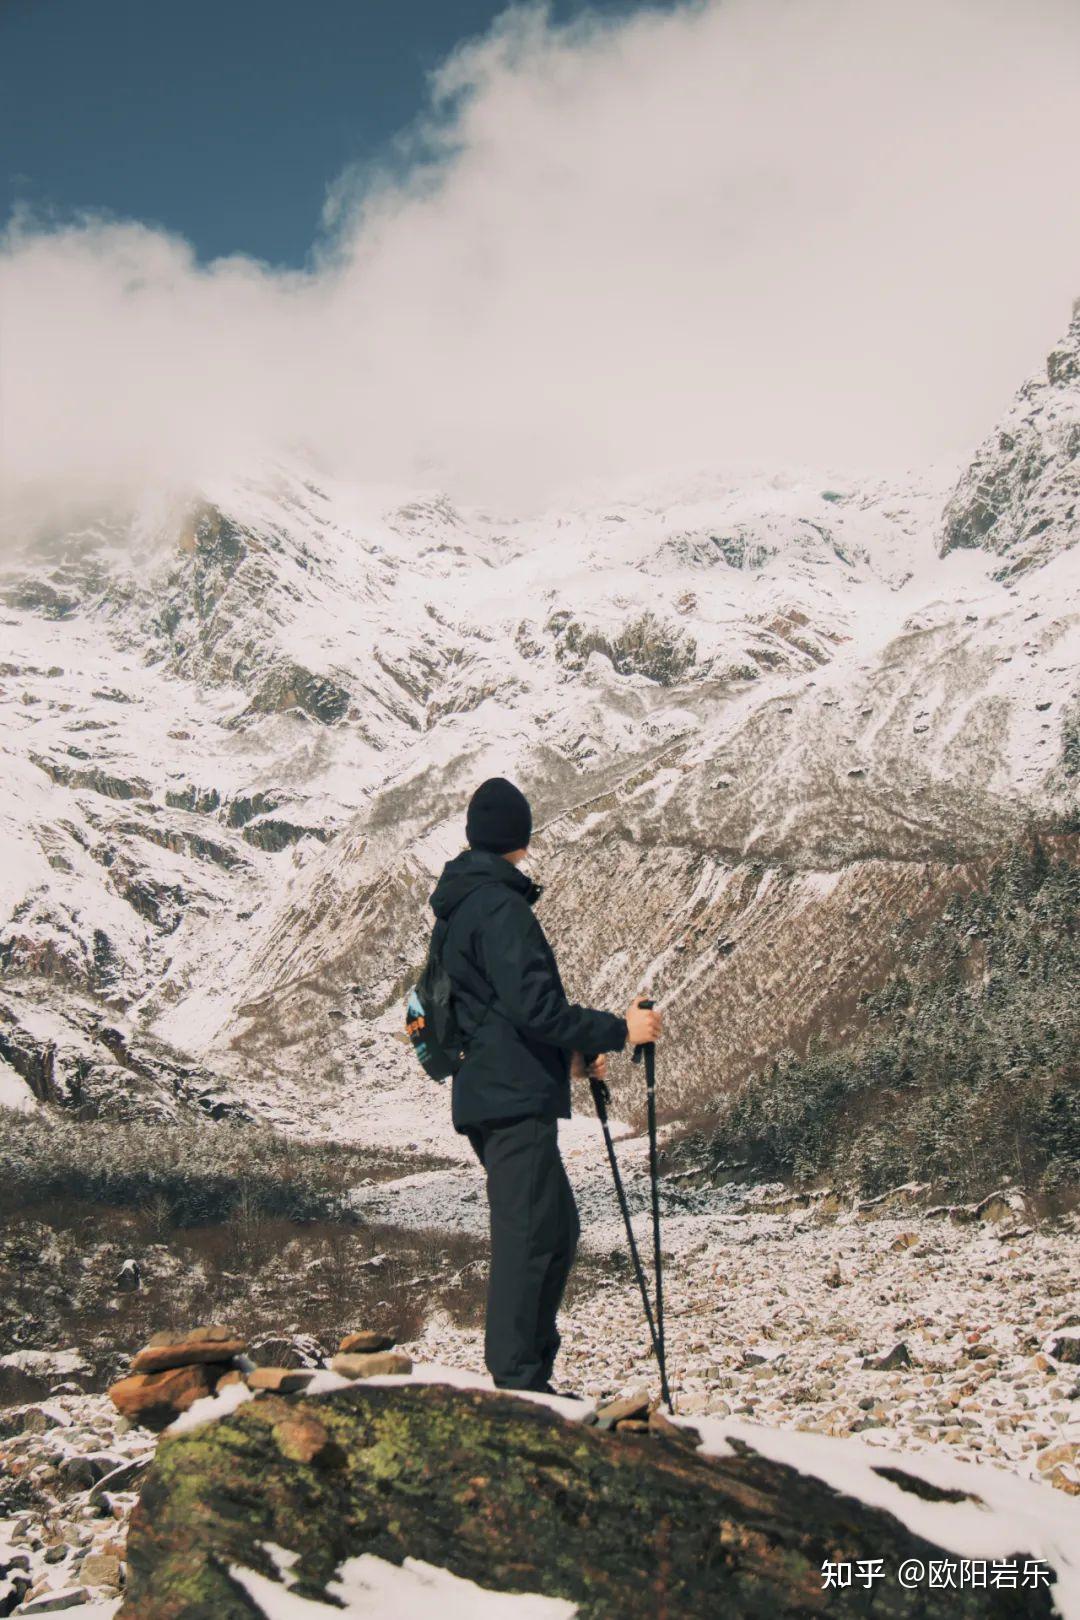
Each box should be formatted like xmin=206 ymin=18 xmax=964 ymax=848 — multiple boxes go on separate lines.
xmin=118 ymin=1383 xmax=1056 ymax=1618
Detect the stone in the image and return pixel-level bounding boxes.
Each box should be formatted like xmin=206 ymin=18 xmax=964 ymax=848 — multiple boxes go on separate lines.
xmin=130 ymin=1327 xmax=246 ymax=1374
xmin=18 ymin=1591 xmax=90 ymax=1613
xmin=889 ymin=1232 xmax=920 ymax=1251
xmin=0 ymin=1578 xmax=32 ymax=1617
xmin=1035 ymin=1442 xmax=1079 ymax=1495
xmin=862 ymin=1343 xmax=912 ymax=1372
xmin=115 ymin=1259 xmax=141 ymax=1293
xmin=1047 ymin=1335 xmax=1080 ymax=1366
xmin=4 ymin=1408 xmax=64 ymax=1437
xmin=87 ymin=1458 xmax=151 ymax=1500
xmin=249 ymin=1335 xmax=324 ymax=1370
xmin=338 ymin=1331 xmax=396 ymax=1355
xmin=108 ymin=1363 xmax=218 ymax=1431
xmin=78 ymin=1554 xmax=122 ymax=1589
xmin=330 ymin=1351 xmax=412 ymax=1379
xmin=246 ymin=1367 xmax=315 ymax=1394
xmin=596 ymin=1390 xmax=651 ymax=1430
xmin=272 ymin=1413 xmax=331 ymax=1465
xmin=0 ymin=1573 xmax=32 ymax=1611
xmin=58 ymin=1457 xmax=107 ymax=1491
xmin=0 ymin=1364 xmax=51 ymax=1406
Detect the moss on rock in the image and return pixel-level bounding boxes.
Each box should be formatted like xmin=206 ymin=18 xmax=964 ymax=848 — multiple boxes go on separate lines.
xmin=120 ymin=1384 xmax=1056 ymax=1618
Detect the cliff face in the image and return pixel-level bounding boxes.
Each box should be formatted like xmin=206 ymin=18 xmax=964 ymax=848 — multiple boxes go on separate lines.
xmin=943 ymin=305 xmax=1080 ymax=576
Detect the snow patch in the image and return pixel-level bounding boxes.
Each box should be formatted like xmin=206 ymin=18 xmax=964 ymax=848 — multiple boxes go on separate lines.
xmin=166 ymin=1377 xmax=254 ymax=1434
xmin=690 ymin=1417 xmax=1080 ymax=1618
xmin=232 ymin=1550 xmax=577 ymax=1618
xmin=0 ymin=1347 xmax=87 ymax=1377
xmin=0 ymin=1056 xmax=38 ymax=1113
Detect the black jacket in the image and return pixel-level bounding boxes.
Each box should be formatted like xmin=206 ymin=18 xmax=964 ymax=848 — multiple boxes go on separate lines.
xmin=429 ymin=848 xmax=628 ymax=1130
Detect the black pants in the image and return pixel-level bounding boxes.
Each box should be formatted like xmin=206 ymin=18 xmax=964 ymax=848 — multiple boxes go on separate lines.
xmin=464 ymin=1114 xmax=580 ymax=1391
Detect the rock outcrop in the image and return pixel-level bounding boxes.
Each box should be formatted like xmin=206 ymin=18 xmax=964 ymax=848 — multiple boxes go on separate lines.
xmin=118 ymin=1382 xmax=1057 ymax=1619
xmin=942 ymin=302 xmax=1080 ymax=574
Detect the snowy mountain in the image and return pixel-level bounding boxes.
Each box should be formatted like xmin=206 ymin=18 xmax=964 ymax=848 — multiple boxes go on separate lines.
xmin=1 ymin=308 xmax=1077 ymax=1134
xmin=943 ymin=300 xmax=1080 ymax=575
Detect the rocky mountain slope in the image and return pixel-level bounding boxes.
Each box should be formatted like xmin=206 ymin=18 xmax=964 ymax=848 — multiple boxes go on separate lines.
xmin=1 ymin=307 xmax=1077 ymax=1148
xmin=944 ymin=305 xmax=1080 ymax=575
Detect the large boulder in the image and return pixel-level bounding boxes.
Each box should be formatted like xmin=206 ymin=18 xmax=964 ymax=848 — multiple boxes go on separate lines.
xmin=118 ymin=1383 xmax=1057 ymax=1618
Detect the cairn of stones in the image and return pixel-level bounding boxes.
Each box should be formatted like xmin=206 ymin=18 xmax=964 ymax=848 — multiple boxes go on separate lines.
xmin=108 ymin=1326 xmax=409 ymax=1431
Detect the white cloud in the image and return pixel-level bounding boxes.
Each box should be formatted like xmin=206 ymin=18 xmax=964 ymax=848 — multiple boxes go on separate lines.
xmin=3 ymin=0 xmax=1080 ymax=531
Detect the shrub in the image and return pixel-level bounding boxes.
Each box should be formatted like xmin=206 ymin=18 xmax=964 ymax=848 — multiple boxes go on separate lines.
xmin=710 ymin=835 xmax=1080 ymax=1200
xmin=0 ymin=1116 xmax=442 ymax=1228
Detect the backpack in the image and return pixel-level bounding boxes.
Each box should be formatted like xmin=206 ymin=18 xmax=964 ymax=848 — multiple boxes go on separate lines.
xmin=405 ymin=916 xmax=494 ymax=1082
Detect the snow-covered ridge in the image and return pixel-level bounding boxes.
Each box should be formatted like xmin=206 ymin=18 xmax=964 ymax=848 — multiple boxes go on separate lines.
xmin=0 ymin=311 xmax=1077 ymax=1122
xmin=944 ymin=300 xmax=1080 ymax=575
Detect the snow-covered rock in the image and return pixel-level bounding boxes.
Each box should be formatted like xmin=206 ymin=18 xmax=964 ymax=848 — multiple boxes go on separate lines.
xmin=943 ymin=302 xmax=1080 ymax=575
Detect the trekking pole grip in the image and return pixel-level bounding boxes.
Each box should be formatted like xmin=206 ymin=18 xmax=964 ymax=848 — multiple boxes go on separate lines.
xmin=631 ymin=997 xmax=655 ymax=1066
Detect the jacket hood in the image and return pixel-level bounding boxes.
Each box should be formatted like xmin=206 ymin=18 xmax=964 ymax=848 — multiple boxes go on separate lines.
xmin=429 ymin=847 xmax=542 ymax=920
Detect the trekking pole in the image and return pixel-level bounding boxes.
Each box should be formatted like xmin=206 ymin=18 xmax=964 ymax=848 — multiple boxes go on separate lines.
xmin=587 ymin=1070 xmax=668 ymax=1400
xmin=631 ymin=999 xmax=673 ymax=1411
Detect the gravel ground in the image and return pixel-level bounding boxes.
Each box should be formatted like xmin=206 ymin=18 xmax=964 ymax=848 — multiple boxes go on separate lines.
xmin=2 ymin=1150 xmax=1077 ymax=1614
xmin=0 ymin=1383 xmax=151 ymax=1615
xmin=398 ymin=1137 xmax=1080 ymax=1491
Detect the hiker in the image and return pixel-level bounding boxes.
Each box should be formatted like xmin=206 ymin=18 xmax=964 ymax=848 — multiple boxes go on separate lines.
xmin=429 ymin=776 xmax=662 ymax=1393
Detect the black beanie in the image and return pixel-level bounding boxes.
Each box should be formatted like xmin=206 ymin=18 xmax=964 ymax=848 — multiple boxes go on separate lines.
xmin=466 ymin=777 xmax=532 ymax=855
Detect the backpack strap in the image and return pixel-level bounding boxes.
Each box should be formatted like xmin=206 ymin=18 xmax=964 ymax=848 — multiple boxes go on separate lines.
xmin=440 ymin=883 xmax=502 ymax=1036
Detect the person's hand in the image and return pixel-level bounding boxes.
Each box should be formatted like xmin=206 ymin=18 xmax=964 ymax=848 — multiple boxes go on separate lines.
xmin=571 ymin=1051 xmax=608 ymax=1080
xmin=626 ymin=995 xmax=662 ymax=1046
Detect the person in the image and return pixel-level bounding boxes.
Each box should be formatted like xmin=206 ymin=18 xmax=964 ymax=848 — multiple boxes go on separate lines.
xmin=428 ymin=776 xmax=663 ymax=1393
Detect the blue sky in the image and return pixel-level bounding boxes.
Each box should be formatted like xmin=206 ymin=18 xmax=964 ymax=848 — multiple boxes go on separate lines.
xmin=4 ymin=0 xmax=1080 ymax=522
xmin=1 ymin=0 xmax=672 ymax=267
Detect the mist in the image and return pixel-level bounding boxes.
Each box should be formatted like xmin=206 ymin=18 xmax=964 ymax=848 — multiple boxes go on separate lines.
xmin=3 ymin=0 xmax=1080 ymax=531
